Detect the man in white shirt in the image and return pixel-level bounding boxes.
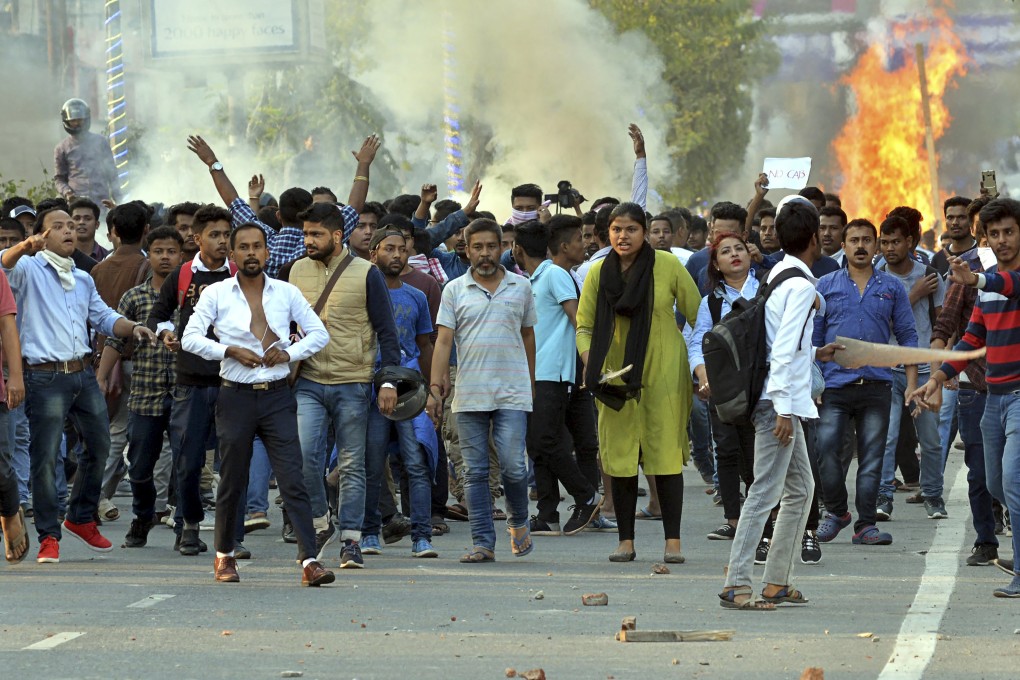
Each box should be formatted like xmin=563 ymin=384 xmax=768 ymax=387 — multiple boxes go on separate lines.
xmin=719 ymin=200 xmax=840 ymax=610
xmin=182 ymin=224 xmax=332 ymax=586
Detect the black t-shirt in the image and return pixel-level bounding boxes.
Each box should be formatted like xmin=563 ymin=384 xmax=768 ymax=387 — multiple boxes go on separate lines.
xmin=931 ymin=240 xmax=977 ymax=276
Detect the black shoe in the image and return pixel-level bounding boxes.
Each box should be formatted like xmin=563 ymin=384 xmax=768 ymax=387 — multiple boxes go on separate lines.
xmin=967 ymin=544 xmax=998 ymax=566
xmin=754 ymin=537 xmax=771 ymax=565
xmin=340 ymin=540 xmax=364 ymax=569
xmin=124 ymin=517 xmax=152 ymax=548
xmin=529 ymin=515 xmax=562 ymax=536
xmin=200 ymin=492 xmax=216 ymax=510
xmin=315 ymin=522 xmax=337 ymax=560
xmin=233 ymin=542 xmax=252 ymax=560
xmin=22 ymin=503 xmax=33 ymax=519
xmin=281 ymin=508 xmax=297 ymax=544
xmin=177 ymin=528 xmax=202 ymax=556
xmin=382 ymin=514 xmax=411 ymax=545
xmin=801 ymin=531 xmax=822 ymax=565
xmin=707 ymin=523 xmax=737 ymax=540
xmin=562 ymin=494 xmax=603 ymax=535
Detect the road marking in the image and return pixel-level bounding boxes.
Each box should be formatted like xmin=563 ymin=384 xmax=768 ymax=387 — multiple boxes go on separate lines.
xmin=126 ymin=594 xmax=175 ymax=609
xmin=22 ymin=632 xmax=86 ymax=650
xmin=878 ymin=461 xmax=969 ymax=679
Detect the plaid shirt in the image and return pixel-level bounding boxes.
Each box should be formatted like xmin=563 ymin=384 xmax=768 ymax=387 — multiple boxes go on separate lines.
xmin=228 ymin=198 xmax=358 ymax=279
xmin=932 ymin=280 xmax=987 ymax=391
xmin=106 ymin=280 xmax=176 ymax=416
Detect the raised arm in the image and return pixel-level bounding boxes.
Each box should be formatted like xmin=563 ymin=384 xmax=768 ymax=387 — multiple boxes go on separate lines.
xmin=628 ymin=124 xmax=647 ymax=210
xmin=346 ymin=134 xmax=380 ymax=214
xmin=187 ymin=135 xmax=240 ymax=205
xmin=744 ymin=173 xmax=769 ymax=238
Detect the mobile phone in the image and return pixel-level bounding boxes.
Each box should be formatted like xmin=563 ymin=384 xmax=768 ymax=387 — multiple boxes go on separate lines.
xmin=981 ymin=170 xmax=997 ymax=196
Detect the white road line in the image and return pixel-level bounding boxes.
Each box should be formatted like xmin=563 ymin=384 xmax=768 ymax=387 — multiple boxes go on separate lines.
xmin=22 ymin=632 xmax=86 ymax=650
xmin=878 ymin=461 xmax=969 ymax=679
xmin=126 ymin=594 xmax=175 ymax=609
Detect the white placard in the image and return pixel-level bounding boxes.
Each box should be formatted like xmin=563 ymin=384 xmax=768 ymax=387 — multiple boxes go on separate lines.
xmin=762 ymin=157 xmax=813 ymax=190
xmin=151 ymin=0 xmax=297 ymax=58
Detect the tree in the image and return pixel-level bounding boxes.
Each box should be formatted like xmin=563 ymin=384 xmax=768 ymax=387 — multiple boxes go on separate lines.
xmin=589 ymin=0 xmax=777 ymax=205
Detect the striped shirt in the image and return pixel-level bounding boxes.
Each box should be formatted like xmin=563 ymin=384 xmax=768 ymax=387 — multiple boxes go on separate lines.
xmin=437 ymin=267 xmax=537 ymax=413
xmin=942 ymin=269 xmax=1020 ymax=394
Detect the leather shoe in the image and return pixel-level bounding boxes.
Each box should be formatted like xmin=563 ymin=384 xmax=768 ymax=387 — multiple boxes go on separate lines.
xmin=302 ymin=560 xmax=335 ymax=587
xmin=214 ymin=556 xmax=239 ymax=582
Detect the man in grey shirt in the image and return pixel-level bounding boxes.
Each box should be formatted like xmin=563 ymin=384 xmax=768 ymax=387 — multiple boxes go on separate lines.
xmin=53 ymin=99 xmax=122 ymax=204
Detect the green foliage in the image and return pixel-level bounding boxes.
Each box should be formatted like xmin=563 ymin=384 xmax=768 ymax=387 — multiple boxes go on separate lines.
xmin=589 ymin=0 xmax=778 ymax=205
xmin=0 ymin=171 xmax=58 ymax=205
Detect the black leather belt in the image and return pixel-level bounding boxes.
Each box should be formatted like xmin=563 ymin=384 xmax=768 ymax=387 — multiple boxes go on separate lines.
xmin=25 ymin=357 xmax=89 ymax=373
xmin=846 ymin=378 xmax=889 ymax=386
xmin=221 ymin=378 xmax=289 ymax=391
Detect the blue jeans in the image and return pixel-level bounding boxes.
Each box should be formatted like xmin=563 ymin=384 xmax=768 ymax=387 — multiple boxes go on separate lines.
xmin=363 ymin=408 xmax=432 ymax=541
xmin=458 ymin=410 xmax=530 ymax=552
xmin=815 ymin=382 xmax=892 ymax=532
xmin=246 ymin=438 xmax=271 ymax=515
xmin=980 ymin=391 xmax=1020 ymax=573
xmin=957 ymin=389 xmax=997 ymax=547
xmin=8 ymin=403 xmax=30 ymax=504
xmin=688 ymin=396 xmax=716 ymax=482
xmin=169 ymin=384 xmax=219 ymax=531
xmin=295 ymin=379 xmax=371 ymax=541
xmin=880 ymin=372 xmax=944 ymax=499
xmin=938 ymin=386 xmax=959 ymax=465
xmin=25 ymin=368 xmax=111 ymax=540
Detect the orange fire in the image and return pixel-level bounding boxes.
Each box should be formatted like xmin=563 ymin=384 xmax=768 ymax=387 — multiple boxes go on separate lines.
xmin=833 ymin=7 xmax=968 ymax=231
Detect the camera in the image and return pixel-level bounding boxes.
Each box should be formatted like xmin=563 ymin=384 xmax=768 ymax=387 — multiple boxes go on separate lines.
xmin=544 ymin=180 xmax=585 ymax=211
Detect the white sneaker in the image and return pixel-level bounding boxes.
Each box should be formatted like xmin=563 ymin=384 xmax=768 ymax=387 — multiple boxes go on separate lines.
xmin=199 ymin=512 xmax=216 ymax=531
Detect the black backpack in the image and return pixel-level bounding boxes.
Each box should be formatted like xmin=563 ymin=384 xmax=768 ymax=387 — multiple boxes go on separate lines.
xmin=702 ymin=268 xmax=808 ymax=425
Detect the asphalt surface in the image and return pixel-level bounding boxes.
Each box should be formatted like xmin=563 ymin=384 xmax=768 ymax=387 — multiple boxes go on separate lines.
xmin=1 ymin=449 xmax=1017 ymax=680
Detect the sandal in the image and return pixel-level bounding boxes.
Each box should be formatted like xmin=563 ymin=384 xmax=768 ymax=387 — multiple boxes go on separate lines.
xmin=2 ymin=506 xmax=30 ymax=564
xmin=719 ymin=586 xmax=776 ymax=611
xmin=761 ymin=586 xmax=808 ymax=604
xmin=446 ymin=503 xmax=469 ymax=521
xmin=492 ymin=508 xmax=507 ymax=521
xmin=432 ymin=519 xmax=449 ymax=536
xmin=509 ymin=526 xmax=533 ymax=557
xmin=636 ymin=507 xmax=661 ymax=520
xmin=459 ymin=547 xmax=495 ymax=563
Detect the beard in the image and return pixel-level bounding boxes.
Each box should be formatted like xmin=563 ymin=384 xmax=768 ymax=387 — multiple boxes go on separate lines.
xmin=307 ymin=240 xmax=336 ymax=262
xmin=240 ymin=261 xmax=264 ymax=278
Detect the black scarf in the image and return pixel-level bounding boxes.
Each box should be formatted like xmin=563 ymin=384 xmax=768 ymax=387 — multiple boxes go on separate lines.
xmin=586 ymin=244 xmax=655 ymax=411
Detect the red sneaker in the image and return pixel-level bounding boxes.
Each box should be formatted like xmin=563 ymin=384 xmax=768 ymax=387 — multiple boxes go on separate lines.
xmin=63 ymin=519 xmax=113 ymax=552
xmin=37 ymin=536 xmax=60 ymax=563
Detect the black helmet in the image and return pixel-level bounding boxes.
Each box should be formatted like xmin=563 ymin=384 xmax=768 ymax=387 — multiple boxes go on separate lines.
xmin=61 ymin=98 xmax=91 ymax=135
xmin=373 ymin=366 xmax=428 ymax=421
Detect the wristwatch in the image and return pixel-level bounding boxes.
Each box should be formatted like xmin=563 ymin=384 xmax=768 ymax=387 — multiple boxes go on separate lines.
xmin=209 ymin=161 xmax=224 ymax=173
xmin=381 ymin=382 xmax=396 ymax=390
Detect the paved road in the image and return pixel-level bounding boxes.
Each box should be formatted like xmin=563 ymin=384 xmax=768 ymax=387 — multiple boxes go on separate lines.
xmin=0 ymin=451 xmax=1016 ymax=680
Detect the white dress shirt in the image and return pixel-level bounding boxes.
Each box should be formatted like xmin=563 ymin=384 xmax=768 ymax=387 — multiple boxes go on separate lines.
xmin=181 ymin=273 xmax=329 ymax=383
xmin=761 ymin=255 xmax=822 ymax=419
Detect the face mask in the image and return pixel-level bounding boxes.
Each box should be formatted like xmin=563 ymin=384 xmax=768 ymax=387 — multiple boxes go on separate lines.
xmin=505 ymin=208 xmax=538 ymax=226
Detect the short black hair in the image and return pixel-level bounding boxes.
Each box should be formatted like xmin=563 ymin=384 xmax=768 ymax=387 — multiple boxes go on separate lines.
xmin=819 ymin=205 xmax=848 ymax=226
xmin=387 ymin=194 xmax=421 ymax=218
xmin=547 ymin=214 xmax=581 ymax=254
xmin=688 ymin=214 xmax=708 ymax=235
xmin=943 ymin=196 xmax=972 ymax=215
xmin=608 ymin=202 xmax=647 ymax=232
xmin=844 ymin=217 xmax=877 ymax=242
xmin=167 ymin=201 xmax=200 ymax=227
xmin=591 ymin=196 xmax=620 ymax=212
xmin=36 ymin=197 xmax=69 ymax=213
xmin=886 ymin=205 xmax=923 ymax=244
xmin=378 ymin=213 xmax=414 ymax=236
xmin=776 ymin=200 xmax=818 ymax=254
xmin=501 ymin=223 xmax=515 ymax=234
xmin=664 ymin=208 xmax=689 ymax=235
xmin=297 ymin=202 xmax=346 ymax=232
xmin=311 ymin=186 xmax=338 ymax=202
xmin=145 ymin=225 xmax=184 ymax=251
xmin=968 ymin=196 xmax=993 ymax=223
xmin=433 ymin=199 xmax=461 ymax=222
xmin=69 ymin=197 xmax=100 ymax=220
xmin=361 ymin=201 xmax=386 ymax=221
xmin=979 ymin=198 xmax=1020 ymax=230
xmin=879 ymin=215 xmax=912 ymax=242
xmin=798 ymin=186 xmax=826 ymax=205
xmin=412 ymin=228 xmax=431 ymax=257
xmin=107 ymin=202 xmax=148 ymax=245
xmin=581 ymin=210 xmax=597 ymax=226
xmin=824 ymin=192 xmax=842 ymax=207
xmin=464 ymin=217 xmax=502 ymax=245
xmin=0 ymin=217 xmax=26 ymax=239
xmin=192 ymin=204 xmax=233 ymax=234
xmin=230 ymin=222 xmax=267 ymax=249
xmin=1 ymin=196 xmax=33 ymax=217
xmin=753 ymin=207 xmax=776 ymax=227
xmin=513 ymin=220 xmax=548 ymax=258
xmin=511 ymin=184 xmax=543 ymax=203
xmin=710 ymin=201 xmax=747 ymax=224
xmin=258 ymin=206 xmax=282 ymax=231
xmin=278 ymin=187 xmax=313 ymax=226
xmin=649 ymin=214 xmax=674 ymax=233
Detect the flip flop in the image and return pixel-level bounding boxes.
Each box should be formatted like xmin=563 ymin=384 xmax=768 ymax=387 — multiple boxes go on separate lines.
xmin=719 ymin=587 xmax=776 ymax=611
xmin=459 ymin=547 xmax=495 ymax=563
xmin=636 ymin=507 xmax=662 ymax=520
xmin=2 ymin=506 xmax=30 ymax=564
xmin=492 ymin=508 xmax=507 ymax=521
xmin=760 ymin=586 xmax=808 ymax=604
xmin=446 ymin=503 xmax=469 ymax=521
xmin=509 ymin=526 xmax=533 ymax=557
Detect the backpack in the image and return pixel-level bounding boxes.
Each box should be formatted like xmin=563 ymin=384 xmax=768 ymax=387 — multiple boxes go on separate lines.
xmin=879 ymin=263 xmax=939 ymax=332
xmin=177 ymin=261 xmax=238 ymax=307
xmin=702 ymin=268 xmax=808 ymax=425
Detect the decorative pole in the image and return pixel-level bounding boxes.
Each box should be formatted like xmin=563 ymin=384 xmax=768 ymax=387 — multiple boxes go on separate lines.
xmin=915 ymin=42 xmax=941 ymax=237
xmin=442 ymin=12 xmax=464 ymax=194
xmin=105 ymin=0 xmax=129 ymax=195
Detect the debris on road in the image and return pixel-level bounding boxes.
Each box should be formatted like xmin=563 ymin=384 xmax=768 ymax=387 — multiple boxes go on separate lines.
xmin=651 ymin=563 xmax=670 ymax=575
xmin=534 ymin=590 xmax=545 ymax=600
xmin=615 ymin=617 xmax=734 ymax=643
xmin=856 ymin=632 xmax=873 ymax=638
xmin=800 ymin=668 xmax=824 ymax=680
xmin=280 ymin=672 xmax=304 ymax=678
xmin=582 ymin=592 xmax=608 ymax=606
xmin=521 ymin=670 xmax=546 ymax=680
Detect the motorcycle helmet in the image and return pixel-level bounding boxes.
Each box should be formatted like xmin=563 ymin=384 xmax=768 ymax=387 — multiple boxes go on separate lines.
xmin=61 ymin=98 xmax=91 ymax=135
xmin=373 ymin=366 xmax=428 ymax=421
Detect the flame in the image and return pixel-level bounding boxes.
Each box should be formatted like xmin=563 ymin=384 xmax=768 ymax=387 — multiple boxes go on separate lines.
xmin=833 ymin=7 xmax=969 ymax=229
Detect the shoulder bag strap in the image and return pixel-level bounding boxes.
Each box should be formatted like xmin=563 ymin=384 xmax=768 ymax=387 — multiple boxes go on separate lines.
xmin=313 ymin=252 xmax=355 ymax=316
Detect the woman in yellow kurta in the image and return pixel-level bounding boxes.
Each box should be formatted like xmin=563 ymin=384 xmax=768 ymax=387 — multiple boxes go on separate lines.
xmin=577 ymin=202 xmax=700 ymax=563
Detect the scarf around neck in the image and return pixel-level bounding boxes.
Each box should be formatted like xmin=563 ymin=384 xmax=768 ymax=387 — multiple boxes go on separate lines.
xmin=585 ymin=244 xmax=655 ymax=411
xmin=40 ymin=249 xmax=76 ymax=291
